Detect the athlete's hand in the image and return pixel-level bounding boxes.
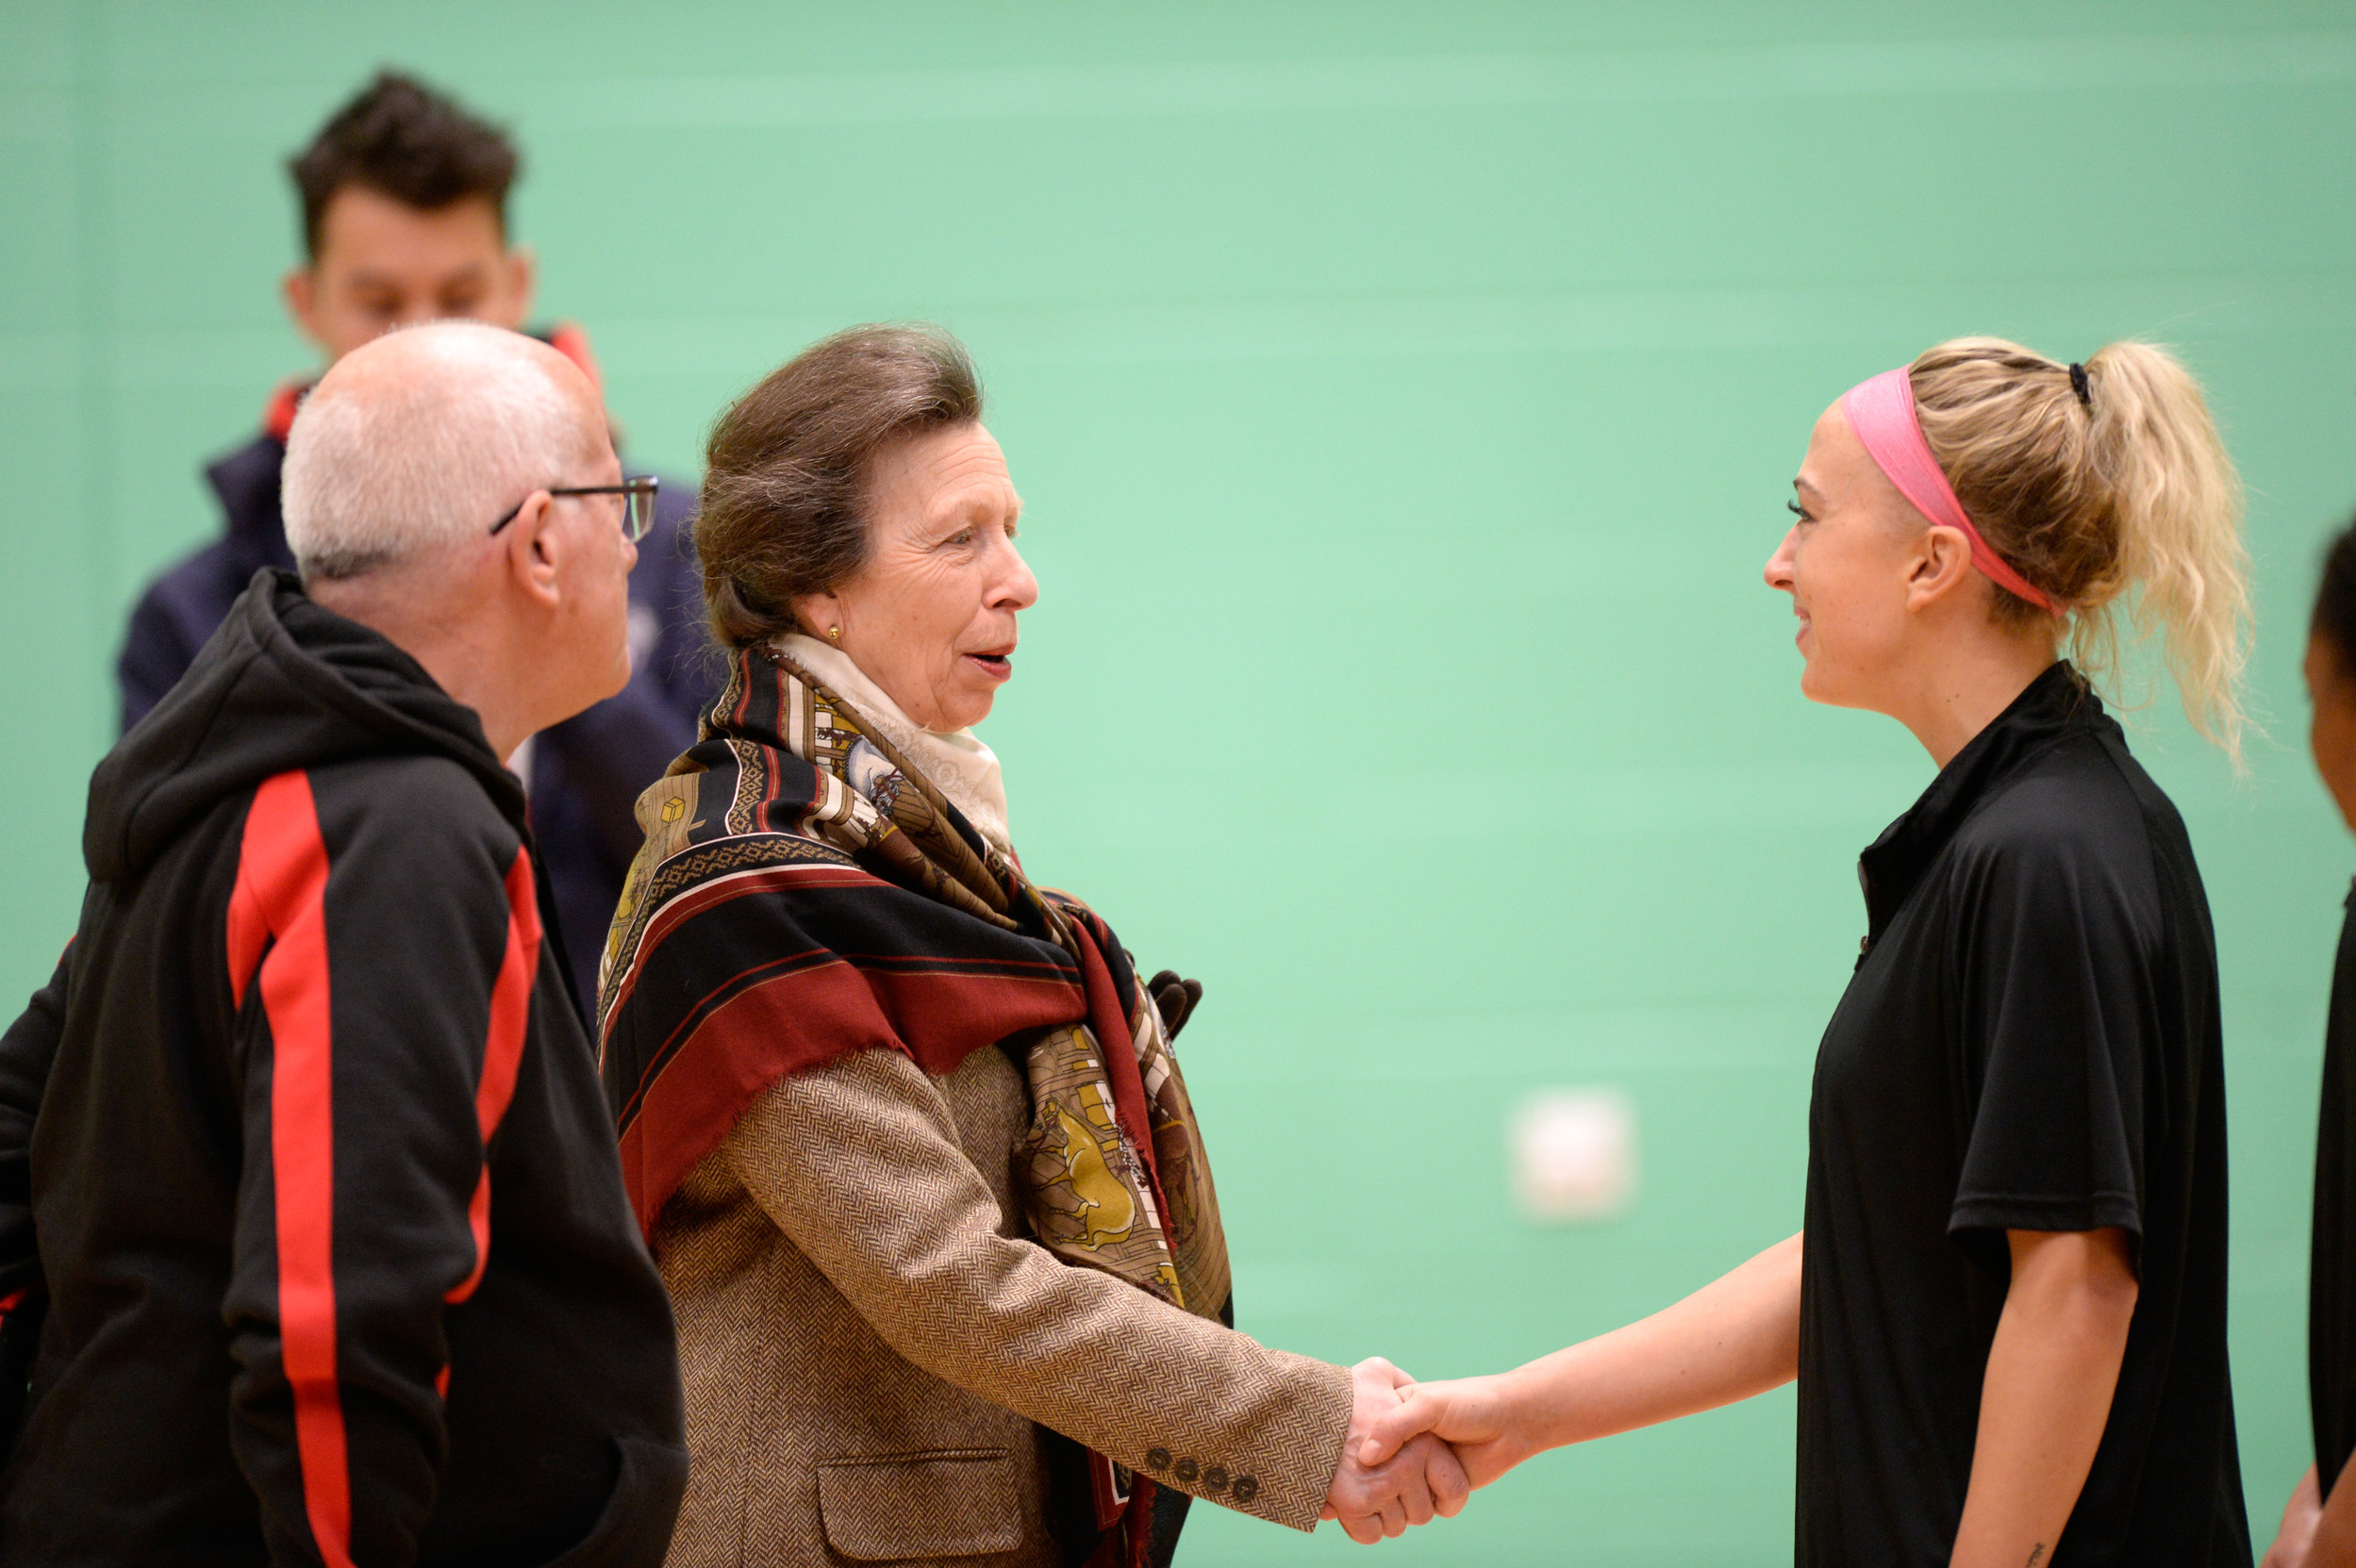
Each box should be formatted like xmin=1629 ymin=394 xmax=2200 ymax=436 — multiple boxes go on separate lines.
xmin=1319 ymin=1358 xmax=1471 ymax=1543
xmin=1357 ymin=1372 xmax=1535 ymax=1492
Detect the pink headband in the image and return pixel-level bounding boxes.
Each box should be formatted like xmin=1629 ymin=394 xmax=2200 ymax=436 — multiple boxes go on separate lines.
xmin=1839 ymin=367 xmax=2064 ymax=615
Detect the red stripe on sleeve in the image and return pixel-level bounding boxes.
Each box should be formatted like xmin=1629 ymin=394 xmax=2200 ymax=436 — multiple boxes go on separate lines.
xmin=226 ymin=882 xmax=268 ymax=1012
xmin=236 ymin=770 xmax=357 ymax=1568
xmin=446 ymin=848 xmax=542 ymax=1307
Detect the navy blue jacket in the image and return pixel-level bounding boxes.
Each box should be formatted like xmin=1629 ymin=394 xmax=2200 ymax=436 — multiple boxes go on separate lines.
xmin=118 ymin=357 xmax=716 ymax=1015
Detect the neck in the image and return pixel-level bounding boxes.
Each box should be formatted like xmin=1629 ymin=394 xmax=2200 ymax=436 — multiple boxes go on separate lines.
xmin=777 ymin=633 xmax=1014 ymax=852
xmin=310 ymin=574 xmax=540 ymax=761
xmin=1883 ymin=627 xmax=2061 ymax=769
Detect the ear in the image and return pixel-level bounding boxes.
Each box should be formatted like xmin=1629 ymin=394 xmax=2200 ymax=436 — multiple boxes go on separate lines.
xmin=500 ymin=244 xmax=538 ymax=329
xmin=1903 ymin=525 xmax=1979 ymax=613
xmin=788 ymin=590 xmax=840 ymax=641
xmin=499 ymin=490 xmax=564 ymax=610
xmin=282 ymin=267 xmax=329 ymax=355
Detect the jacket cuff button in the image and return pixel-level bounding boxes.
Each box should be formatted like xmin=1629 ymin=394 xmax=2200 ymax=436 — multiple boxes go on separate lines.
xmin=1202 ymin=1465 xmax=1229 ymax=1495
xmin=1173 ymin=1457 xmax=1199 ymax=1483
xmin=1231 ymin=1475 xmax=1258 ymax=1505
xmin=1145 ymin=1447 xmax=1170 ymax=1472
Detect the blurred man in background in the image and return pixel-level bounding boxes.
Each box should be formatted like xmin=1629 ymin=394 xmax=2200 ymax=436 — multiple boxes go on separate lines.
xmin=117 ymin=70 xmax=710 ymax=1013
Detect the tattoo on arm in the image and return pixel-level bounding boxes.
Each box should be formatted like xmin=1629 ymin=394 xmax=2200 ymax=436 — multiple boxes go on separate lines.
xmin=2025 ymin=1546 xmax=2047 ymax=1568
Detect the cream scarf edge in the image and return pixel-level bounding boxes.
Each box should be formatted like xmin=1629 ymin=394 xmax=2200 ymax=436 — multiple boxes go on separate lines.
xmin=773 ymin=633 xmax=1013 ymax=855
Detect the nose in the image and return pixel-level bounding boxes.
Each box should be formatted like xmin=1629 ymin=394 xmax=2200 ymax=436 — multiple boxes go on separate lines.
xmin=989 ymin=532 xmax=1040 ymax=613
xmin=1765 ymin=526 xmax=1799 ymax=594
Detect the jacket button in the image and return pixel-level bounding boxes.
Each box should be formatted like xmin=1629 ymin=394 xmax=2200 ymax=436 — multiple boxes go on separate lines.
xmin=1231 ymin=1475 xmax=1258 ymax=1505
xmin=1173 ymin=1457 xmax=1199 ymax=1483
xmin=1202 ymin=1465 xmax=1228 ymax=1494
xmin=1145 ymin=1448 xmax=1170 ymax=1472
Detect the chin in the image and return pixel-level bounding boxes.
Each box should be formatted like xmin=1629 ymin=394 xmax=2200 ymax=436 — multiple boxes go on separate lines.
xmin=1797 ymin=661 xmax=1846 ymax=709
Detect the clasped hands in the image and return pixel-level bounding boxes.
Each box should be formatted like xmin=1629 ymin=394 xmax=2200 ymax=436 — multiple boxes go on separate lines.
xmin=1318 ymin=1359 xmax=1484 ymax=1543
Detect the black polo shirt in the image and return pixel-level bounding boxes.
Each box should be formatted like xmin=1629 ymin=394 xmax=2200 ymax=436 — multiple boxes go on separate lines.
xmin=1795 ymin=663 xmax=2248 ymax=1566
xmin=2313 ymin=886 xmax=2356 ymax=1500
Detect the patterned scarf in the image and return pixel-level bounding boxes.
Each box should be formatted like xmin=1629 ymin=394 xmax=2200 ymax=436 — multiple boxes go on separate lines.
xmin=598 ymin=645 xmax=1231 ymax=1567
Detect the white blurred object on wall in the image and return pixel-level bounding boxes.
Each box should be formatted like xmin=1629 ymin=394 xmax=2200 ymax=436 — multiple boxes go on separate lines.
xmin=1511 ymin=1089 xmax=1636 ymax=1223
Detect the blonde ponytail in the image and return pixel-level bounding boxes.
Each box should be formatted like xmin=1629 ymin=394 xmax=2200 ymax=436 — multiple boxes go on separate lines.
xmin=1910 ymin=337 xmax=2250 ymax=764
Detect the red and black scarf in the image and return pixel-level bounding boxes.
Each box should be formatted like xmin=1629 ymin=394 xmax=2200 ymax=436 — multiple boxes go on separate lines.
xmin=599 ymin=646 xmax=1231 ymax=1566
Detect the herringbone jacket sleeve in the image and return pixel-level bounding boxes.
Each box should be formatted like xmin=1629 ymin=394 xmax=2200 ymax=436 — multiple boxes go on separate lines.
xmin=724 ymin=1046 xmax=1353 ymax=1532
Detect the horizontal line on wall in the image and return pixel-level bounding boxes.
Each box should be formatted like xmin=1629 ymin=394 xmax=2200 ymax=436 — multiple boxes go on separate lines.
xmin=7 ymin=272 xmax=2345 ymax=389
xmin=539 ymin=31 xmax=2356 ymax=128
xmin=7 ymin=30 xmax=2355 ymax=140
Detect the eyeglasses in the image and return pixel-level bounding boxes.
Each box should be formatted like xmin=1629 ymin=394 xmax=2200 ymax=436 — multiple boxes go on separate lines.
xmin=489 ymin=475 xmax=660 ymax=541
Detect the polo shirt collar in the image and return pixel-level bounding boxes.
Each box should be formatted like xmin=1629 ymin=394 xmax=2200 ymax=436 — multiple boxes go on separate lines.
xmin=1856 ymin=661 xmax=2099 ymax=946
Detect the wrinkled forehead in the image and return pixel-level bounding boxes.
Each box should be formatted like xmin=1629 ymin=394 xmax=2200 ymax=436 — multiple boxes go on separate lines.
xmin=876 ymin=422 xmax=1018 ymax=520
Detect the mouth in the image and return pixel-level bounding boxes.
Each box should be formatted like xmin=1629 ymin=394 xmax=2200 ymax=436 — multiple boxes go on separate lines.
xmin=964 ymin=647 xmax=1014 ymax=681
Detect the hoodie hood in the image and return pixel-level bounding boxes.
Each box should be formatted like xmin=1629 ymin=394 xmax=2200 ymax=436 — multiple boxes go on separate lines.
xmin=87 ymin=569 xmax=523 ymax=884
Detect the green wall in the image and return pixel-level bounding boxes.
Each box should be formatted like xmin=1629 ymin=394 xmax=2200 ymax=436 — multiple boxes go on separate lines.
xmin=6 ymin=4 xmax=2355 ymax=1560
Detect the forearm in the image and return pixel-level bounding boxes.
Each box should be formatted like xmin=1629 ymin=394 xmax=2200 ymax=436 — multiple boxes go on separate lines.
xmin=734 ymin=1051 xmax=1352 ymax=1527
xmin=2313 ymin=1448 xmax=2356 ymax=1566
xmin=1498 ymin=1231 xmax=1801 ymax=1454
xmin=1950 ymin=1229 xmax=2137 ymax=1568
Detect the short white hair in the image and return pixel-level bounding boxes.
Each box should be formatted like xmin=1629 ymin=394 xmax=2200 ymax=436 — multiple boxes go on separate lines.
xmin=282 ymin=322 xmax=589 ymax=581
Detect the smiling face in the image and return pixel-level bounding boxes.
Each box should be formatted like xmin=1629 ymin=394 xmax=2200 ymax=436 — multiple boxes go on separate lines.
xmin=283 ymin=188 xmax=533 ymax=362
xmin=798 ymin=422 xmax=1037 ymax=731
xmin=1762 ymin=403 xmax=1940 ymax=711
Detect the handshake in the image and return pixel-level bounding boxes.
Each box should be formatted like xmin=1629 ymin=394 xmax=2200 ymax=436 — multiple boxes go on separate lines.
xmin=1316 ymin=1358 xmax=1516 ymax=1544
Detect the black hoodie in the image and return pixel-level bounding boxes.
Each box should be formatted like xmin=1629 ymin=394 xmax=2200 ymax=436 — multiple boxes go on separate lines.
xmin=0 ymin=570 xmax=686 ymax=1566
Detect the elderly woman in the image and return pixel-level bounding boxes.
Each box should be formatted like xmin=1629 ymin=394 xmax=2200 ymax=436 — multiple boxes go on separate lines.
xmin=597 ymin=325 xmax=1464 ymax=1566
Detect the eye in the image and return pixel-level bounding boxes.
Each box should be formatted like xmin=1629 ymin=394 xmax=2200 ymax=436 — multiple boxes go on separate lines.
xmin=1786 ymin=499 xmax=1812 ymax=522
xmin=945 ymin=526 xmax=977 ymax=548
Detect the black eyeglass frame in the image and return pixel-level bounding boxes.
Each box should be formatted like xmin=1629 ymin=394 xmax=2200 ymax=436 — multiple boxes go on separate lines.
xmin=489 ymin=475 xmax=660 ymax=541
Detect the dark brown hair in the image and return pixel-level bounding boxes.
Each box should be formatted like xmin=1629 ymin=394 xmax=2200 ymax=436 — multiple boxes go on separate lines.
xmin=697 ymin=324 xmax=984 ymax=648
xmin=289 ymin=71 xmax=519 ymax=259
xmin=2314 ymin=514 xmax=2356 ymax=673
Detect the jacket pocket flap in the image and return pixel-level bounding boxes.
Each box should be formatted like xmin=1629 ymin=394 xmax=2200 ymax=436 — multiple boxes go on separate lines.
xmin=818 ymin=1448 xmax=1022 ymax=1560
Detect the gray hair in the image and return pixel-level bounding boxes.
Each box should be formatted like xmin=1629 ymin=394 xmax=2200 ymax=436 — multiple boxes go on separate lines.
xmin=282 ymin=322 xmax=586 ymax=581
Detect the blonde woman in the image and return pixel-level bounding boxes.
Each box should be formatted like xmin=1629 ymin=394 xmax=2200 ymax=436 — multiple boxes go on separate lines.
xmin=1362 ymin=340 xmax=2252 ymax=1566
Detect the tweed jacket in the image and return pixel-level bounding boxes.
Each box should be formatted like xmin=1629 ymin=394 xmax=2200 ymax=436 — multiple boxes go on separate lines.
xmin=656 ymin=1036 xmax=1353 ymax=1567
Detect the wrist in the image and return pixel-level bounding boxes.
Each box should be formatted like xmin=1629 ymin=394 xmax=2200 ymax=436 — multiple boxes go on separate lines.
xmin=1490 ymin=1364 xmax=1563 ymax=1461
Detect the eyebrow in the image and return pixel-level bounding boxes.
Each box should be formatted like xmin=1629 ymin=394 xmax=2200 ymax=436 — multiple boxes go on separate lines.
xmin=928 ymin=493 xmax=1020 ymax=534
xmin=346 ymin=264 xmax=489 ymax=289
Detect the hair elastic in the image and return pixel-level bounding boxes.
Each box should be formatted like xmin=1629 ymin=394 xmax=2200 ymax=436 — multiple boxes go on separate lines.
xmin=2068 ymin=361 xmax=2092 ymax=408
xmin=1839 ymin=367 xmax=2066 ymax=615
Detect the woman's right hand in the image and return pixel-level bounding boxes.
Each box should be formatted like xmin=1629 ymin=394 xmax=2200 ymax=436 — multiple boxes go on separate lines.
xmin=1359 ymin=1373 xmax=1535 ymax=1490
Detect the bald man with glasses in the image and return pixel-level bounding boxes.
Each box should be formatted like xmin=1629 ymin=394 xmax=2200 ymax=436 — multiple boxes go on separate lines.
xmin=0 ymin=322 xmax=688 ymax=1567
